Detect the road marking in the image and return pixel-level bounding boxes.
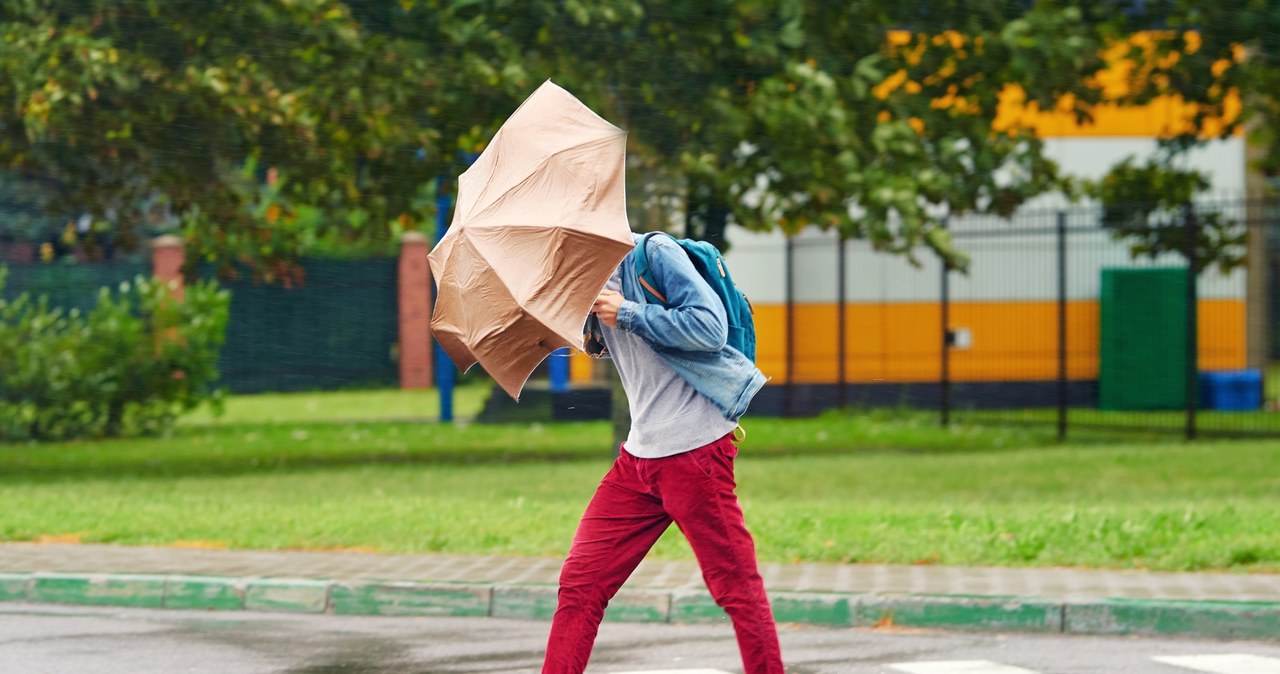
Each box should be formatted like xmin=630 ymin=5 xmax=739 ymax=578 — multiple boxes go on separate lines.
xmin=1153 ymin=655 xmax=1280 ymax=674
xmin=887 ymin=661 xmax=1040 ymax=674
xmin=611 ymin=670 xmax=734 ymax=674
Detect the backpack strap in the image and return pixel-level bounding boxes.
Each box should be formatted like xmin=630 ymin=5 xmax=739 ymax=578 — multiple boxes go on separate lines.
xmin=635 ymin=232 xmax=672 ymax=305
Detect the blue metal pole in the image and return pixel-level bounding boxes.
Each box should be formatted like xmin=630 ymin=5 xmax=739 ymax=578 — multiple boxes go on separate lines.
xmin=434 ymin=177 xmax=455 ymax=422
xmin=548 ymin=348 xmax=570 ymax=393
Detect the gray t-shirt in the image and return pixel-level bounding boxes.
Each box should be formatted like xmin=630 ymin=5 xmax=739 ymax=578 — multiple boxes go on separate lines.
xmin=601 ymin=272 xmax=737 ymax=458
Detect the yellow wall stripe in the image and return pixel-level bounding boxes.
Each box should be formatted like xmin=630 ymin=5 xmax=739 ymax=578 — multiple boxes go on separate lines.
xmin=755 ymin=299 xmax=1245 ymax=384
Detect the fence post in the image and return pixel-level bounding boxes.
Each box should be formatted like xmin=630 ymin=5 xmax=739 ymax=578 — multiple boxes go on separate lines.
xmin=1056 ymin=211 xmax=1068 ymax=441
xmin=398 ymin=231 xmax=433 ymax=390
xmin=785 ymin=235 xmax=796 ymax=416
xmin=836 ymin=234 xmax=847 ymax=411
xmin=1183 ymin=204 xmax=1199 ymax=440
xmin=151 ymin=235 xmax=185 ymax=300
xmin=940 ymin=219 xmax=951 ymax=428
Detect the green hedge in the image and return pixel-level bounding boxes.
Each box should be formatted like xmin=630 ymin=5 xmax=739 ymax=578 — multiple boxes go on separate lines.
xmin=0 ymin=269 xmax=230 ymax=441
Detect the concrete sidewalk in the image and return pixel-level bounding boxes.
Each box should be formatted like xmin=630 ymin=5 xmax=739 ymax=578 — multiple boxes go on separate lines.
xmin=2 ymin=543 xmax=1278 ymax=640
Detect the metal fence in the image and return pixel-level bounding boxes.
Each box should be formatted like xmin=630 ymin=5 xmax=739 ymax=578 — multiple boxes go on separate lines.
xmin=758 ymin=196 xmax=1279 ymax=438
xmin=0 ymin=251 xmax=399 ymax=395
xmin=0 ymin=256 xmax=149 ymax=314
xmin=4 ymin=196 xmax=1277 ymax=438
xmin=199 ymin=259 xmax=399 ymax=393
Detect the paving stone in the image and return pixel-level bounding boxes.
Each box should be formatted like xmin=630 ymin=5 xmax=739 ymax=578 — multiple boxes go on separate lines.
xmin=5 ymin=543 xmax=1280 ymax=603
xmin=0 ymin=573 xmax=29 ymax=601
xmin=244 ymin=579 xmax=330 ymax=614
xmin=165 ymin=576 xmax=245 ymax=611
xmin=859 ymin=595 xmax=1064 ymax=633
xmin=770 ymin=591 xmax=855 ymax=626
xmin=605 ymin=588 xmax=671 ymax=623
xmin=670 ymin=590 xmax=728 ymax=624
xmin=491 ymin=584 xmax=558 ymax=620
xmin=30 ymin=573 xmax=166 ymax=608
xmin=1064 ymin=598 xmax=1280 ymax=640
xmin=331 ymin=581 xmax=491 ymax=617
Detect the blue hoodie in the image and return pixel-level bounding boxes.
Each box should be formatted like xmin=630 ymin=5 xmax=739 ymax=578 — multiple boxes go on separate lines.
xmin=613 ymin=233 xmax=767 ymax=421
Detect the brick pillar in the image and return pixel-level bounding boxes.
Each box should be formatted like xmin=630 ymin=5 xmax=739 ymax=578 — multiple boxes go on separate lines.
xmin=152 ymin=235 xmax=185 ymax=300
xmin=399 ymin=231 xmax=433 ymax=389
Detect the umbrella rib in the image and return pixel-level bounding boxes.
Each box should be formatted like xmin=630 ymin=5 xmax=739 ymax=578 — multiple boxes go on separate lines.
xmin=463 ymin=134 xmax=623 ymax=226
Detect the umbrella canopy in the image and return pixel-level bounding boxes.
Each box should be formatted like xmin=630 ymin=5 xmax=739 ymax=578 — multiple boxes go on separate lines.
xmin=428 ymin=80 xmax=635 ymax=400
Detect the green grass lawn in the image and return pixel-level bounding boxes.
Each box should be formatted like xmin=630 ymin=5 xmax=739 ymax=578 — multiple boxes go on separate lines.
xmin=179 ymin=382 xmax=492 ymax=425
xmin=960 ymin=407 xmax=1280 ymax=434
xmin=2 ymin=387 xmax=1277 ymax=573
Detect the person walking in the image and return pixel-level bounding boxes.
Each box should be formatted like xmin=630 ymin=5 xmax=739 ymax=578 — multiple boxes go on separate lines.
xmin=542 ymin=231 xmax=783 ymax=674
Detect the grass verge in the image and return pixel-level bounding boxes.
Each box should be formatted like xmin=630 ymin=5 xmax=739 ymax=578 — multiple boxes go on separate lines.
xmin=179 ymin=382 xmax=492 ymax=425
xmin=1 ymin=388 xmax=1276 ymax=572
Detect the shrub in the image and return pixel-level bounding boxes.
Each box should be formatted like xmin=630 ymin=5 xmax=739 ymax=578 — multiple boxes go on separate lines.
xmin=0 ymin=269 xmax=230 ymax=441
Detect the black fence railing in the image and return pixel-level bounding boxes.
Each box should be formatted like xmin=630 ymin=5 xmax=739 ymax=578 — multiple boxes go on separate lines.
xmin=754 ymin=196 xmax=1279 ymax=438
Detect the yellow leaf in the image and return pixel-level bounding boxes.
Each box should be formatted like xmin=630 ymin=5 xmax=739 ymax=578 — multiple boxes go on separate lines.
xmin=36 ymin=533 xmax=83 ymax=544
xmin=170 ymin=540 xmax=228 ymax=550
xmin=872 ymin=69 xmax=908 ymax=100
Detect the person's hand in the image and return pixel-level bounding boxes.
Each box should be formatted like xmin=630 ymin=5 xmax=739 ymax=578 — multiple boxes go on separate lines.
xmin=592 ymin=290 xmax=623 ymax=328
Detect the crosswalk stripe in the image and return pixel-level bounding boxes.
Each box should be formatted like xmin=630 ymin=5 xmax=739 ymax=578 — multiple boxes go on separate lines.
xmin=1153 ymin=655 xmax=1280 ymax=674
xmin=611 ymin=670 xmax=734 ymax=674
xmin=887 ymin=661 xmax=1040 ymax=674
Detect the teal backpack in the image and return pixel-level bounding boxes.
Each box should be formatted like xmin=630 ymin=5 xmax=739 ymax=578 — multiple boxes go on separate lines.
xmin=634 ymin=232 xmax=757 ymax=362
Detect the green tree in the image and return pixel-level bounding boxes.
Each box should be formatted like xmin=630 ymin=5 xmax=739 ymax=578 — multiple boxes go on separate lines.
xmin=0 ymin=0 xmax=444 ymax=277
xmin=448 ymin=1 xmax=1119 ymax=268
xmin=4 ymin=0 xmax=1271 ymax=275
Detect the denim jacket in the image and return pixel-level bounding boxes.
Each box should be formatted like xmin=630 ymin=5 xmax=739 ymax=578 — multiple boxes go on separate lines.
xmin=613 ymin=233 xmax=766 ymax=421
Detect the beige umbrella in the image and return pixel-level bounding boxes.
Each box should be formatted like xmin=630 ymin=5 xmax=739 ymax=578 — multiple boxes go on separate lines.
xmin=428 ymin=80 xmax=634 ymax=400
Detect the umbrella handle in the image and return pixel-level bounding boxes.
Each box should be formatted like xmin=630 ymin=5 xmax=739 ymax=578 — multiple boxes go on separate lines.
xmin=584 ymin=314 xmax=608 ymax=357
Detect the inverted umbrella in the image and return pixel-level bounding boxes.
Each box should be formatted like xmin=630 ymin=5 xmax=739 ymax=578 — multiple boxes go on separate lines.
xmin=428 ymin=80 xmax=635 ymax=400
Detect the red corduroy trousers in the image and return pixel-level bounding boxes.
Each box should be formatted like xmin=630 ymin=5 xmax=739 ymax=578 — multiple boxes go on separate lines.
xmin=541 ymin=433 xmax=784 ymax=674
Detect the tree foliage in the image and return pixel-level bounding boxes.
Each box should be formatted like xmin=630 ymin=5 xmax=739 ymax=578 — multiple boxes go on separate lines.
xmin=1 ymin=0 xmax=445 ymax=277
xmin=1094 ymin=156 xmax=1246 ymax=274
xmin=0 ymin=0 xmax=1274 ymax=274
xmin=1089 ymin=0 xmax=1278 ymax=271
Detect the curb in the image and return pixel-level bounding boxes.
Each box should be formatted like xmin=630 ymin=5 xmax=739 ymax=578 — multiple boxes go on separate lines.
xmin=2 ymin=572 xmax=1278 ymax=641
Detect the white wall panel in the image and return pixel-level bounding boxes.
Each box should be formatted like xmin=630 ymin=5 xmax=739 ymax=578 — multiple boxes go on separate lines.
xmin=723 ymin=136 xmax=1246 ymax=305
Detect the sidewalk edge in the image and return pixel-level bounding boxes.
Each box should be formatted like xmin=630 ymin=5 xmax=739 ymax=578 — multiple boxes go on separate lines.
xmin=2 ymin=572 xmax=1277 ymax=641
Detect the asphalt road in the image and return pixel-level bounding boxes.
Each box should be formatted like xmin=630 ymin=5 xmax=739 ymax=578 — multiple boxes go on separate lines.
xmin=2 ymin=604 xmax=1279 ymax=674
